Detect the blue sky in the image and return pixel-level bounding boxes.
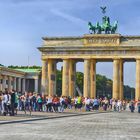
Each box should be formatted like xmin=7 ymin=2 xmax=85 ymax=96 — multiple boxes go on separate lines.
xmin=0 ymin=0 xmax=139 ymax=87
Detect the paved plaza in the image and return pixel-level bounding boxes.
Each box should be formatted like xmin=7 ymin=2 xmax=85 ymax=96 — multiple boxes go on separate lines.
xmin=0 ymin=111 xmax=139 ymax=140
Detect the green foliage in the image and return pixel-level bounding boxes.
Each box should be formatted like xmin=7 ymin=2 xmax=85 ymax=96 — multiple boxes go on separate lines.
xmin=56 ymin=70 xmax=62 ymax=97
xmin=76 ymin=72 xmax=83 ymax=95
xmin=96 ymin=74 xmax=112 ymax=98
xmin=124 ymin=86 xmax=135 ymax=100
xmin=8 ymin=65 xmax=41 ymax=69
xmin=56 ymin=70 xmax=134 ymax=99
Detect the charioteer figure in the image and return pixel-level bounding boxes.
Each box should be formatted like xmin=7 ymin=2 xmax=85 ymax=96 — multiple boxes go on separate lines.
xmin=88 ymin=6 xmax=118 ymax=34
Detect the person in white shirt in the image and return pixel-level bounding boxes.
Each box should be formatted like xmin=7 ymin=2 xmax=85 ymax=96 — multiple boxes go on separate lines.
xmin=117 ymin=100 xmax=122 ymax=112
xmin=74 ymin=97 xmax=78 ymax=110
xmin=59 ymin=96 xmax=65 ymax=112
xmin=85 ymin=97 xmax=91 ymax=111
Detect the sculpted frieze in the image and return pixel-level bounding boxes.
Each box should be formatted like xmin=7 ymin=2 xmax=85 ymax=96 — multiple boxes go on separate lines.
xmin=42 ymin=50 xmax=138 ymax=56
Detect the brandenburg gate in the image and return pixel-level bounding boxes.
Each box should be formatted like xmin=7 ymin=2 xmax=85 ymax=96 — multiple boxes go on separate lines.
xmin=38 ymin=34 xmax=140 ymax=100
xmin=38 ymin=7 xmax=140 ymax=100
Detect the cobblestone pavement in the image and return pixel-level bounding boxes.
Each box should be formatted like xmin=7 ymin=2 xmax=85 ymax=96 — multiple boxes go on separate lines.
xmin=0 ymin=109 xmax=106 ymax=123
xmin=0 ymin=111 xmax=139 ymax=140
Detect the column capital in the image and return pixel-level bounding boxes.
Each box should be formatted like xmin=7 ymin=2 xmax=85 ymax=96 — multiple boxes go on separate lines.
xmin=135 ymin=58 xmax=140 ymax=61
xmin=113 ymin=58 xmax=121 ymax=61
xmin=42 ymin=58 xmax=48 ymax=61
xmin=34 ymin=77 xmax=39 ymax=80
xmin=90 ymin=59 xmax=96 ymax=63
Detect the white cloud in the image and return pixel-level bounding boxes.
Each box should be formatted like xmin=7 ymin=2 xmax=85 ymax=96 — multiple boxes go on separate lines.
xmin=50 ymin=9 xmax=87 ymax=27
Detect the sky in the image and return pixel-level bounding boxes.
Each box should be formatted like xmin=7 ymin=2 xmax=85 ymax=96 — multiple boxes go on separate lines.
xmin=0 ymin=0 xmax=140 ymax=87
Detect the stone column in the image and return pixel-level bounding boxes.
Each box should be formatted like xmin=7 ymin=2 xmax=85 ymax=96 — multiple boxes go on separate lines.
xmin=13 ymin=77 xmax=17 ymax=91
xmin=2 ymin=75 xmax=6 ymax=91
xmin=84 ymin=59 xmax=91 ymax=97
xmin=112 ymin=59 xmax=120 ymax=99
xmin=135 ymin=59 xmax=140 ymax=101
xmin=8 ymin=76 xmax=12 ymax=91
xmin=119 ymin=60 xmax=124 ymax=100
xmin=41 ymin=59 xmax=48 ymax=96
xmin=48 ymin=59 xmax=56 ymax=96
xmin=0 ymin=74 xmax=2 ymax=91
xmin=90 ymin=59 xmax=96 ymax=98
xmin=17 ymin=78 xmax=21 ymax=92
xmin=62 ymin=59 xmax=69 ymax=96
xmin=22 ymin=78 xmax=26 ymax=93
xmin=34 ymin=78 xmax=39 ymax=93
xmin=69 ymin=60 xmax=76 ymax=98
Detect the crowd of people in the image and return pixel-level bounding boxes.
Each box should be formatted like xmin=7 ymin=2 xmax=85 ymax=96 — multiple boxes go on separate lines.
xmin=0 ymin=89 xmax=140 ymax=116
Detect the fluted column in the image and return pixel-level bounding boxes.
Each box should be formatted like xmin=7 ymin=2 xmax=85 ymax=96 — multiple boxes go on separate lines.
xmin=48 ymin=59 xmax=56 ymax=96
xmin=113 ymin=59 xmax=120 ymax=99
xmin=136 ymin=59 xmax=140 ymax=101
xmin=90 ymin=59 xmax=96 ymax=98
xmin=41 ymin=59 xmax=48 ymax=96
xmin=8 ymin=76 xmax=12 ymax=91
xmin=119 ymin=60 xmax=124 ymax=100
xmin=22 ymin=78 xmax=26 ymax=93
xmin=62 ymin=59 xmax=69 ymax=96
xmin=69 ymin=60 xmax=76 ymax=98
xmin=17 ymin=78 xmax=21 ymax=92
xmin=34 ymin=78 xmax=38 ymax=93
xmin=2 ymin=75 xmax=6 ymax=91
xmin=84 ymin=59 xmax=91 ymax=97
xmin=0 ymin=74 xmax=2 ymax=91
xmin=13 ymin=77 xmax=17 ymax=91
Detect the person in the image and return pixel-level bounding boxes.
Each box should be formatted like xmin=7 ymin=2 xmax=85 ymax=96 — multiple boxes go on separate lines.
xmin=37 ymin=94 xmax=42 ymax=111
xmin=4 ymin=91 xmax=11 ymax=116
xmin=74 ymin=96 xmax=78 ymax=111
xmin=14 ymin=91 xmax=19 ymax=115
xmin=137 ymin=99 xmax=140 ymax=113
xmin=112 ymin=99 xmax=117 ymax=112
xmin=11 ymin=89 xmax=16 ymax=116
xmin=122 ymin=100 xmax=126 ymax=110
xmin=52 ymin=95 xmax=60 ymax=112
xmin=59 ymin=96 xmax=65 ymax=112
xmin=129 ymin=100 xmax=135 ymax=113
xmin=77 ymin=96 xmax=82 ymax=111
xmin=32 ymin=93 xmax=37 ymax=111
xmin=85 ymin=97 xmax=91 ymax=111
xmin=109 ymin=98 xmax=113 ymax=109
xmin=93 ymin=98 xmax=99 ymax=111
xmin=0 ymin=92 xmax=2 ymax=115
xmin=102 ymin=97 xmax=108 ymax=111
xmin=117 ymin=100 xmax=122 ymax=112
